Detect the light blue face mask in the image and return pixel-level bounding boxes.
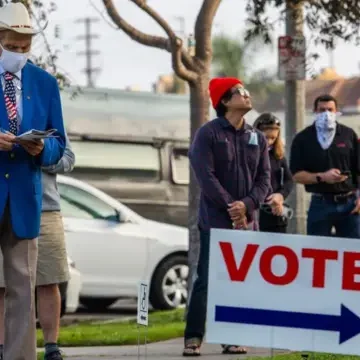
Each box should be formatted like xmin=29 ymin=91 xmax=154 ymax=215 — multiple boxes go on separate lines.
xmin=0 ymin=43 xmax=29 ymax=74
xmin=314 ymin=111 xmax=341 ymax=150
xmin=314 ymin=111 xmax=338 ymax=130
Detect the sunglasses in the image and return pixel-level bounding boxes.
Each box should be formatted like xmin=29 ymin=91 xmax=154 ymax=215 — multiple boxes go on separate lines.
xmin=259 ymin=116 xmax=281 ymax=126
xmin=232 ymin=87 xmax=250 ymax=97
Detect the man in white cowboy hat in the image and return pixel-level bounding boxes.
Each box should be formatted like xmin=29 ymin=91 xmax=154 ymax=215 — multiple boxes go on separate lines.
xmin=0 ymin=2 xmax=66 ymax=360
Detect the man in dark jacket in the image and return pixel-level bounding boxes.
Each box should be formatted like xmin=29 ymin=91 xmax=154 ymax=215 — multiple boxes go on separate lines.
xmin=182 ymin=77 xmax=271 ymax=357
xmin=290 ymin=94 xmax=360 ymax=237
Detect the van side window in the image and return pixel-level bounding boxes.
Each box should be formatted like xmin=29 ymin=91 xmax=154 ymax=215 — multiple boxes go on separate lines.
xmin=171 ymin=148 xmax=189 ymax=185
xmin=71 ymin=141 xmax=161 ymax=182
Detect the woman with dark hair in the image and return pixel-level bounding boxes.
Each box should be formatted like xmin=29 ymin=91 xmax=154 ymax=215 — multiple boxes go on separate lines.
xmin=253 ymin=113 xmax=294 ymax=233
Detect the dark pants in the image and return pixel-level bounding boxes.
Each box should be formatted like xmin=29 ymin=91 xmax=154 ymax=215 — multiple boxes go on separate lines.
xmin=260 ymin=224 xmax=287 ymax=233
xmin=184 ymin=229 xmax=210 ymax=341
xmin=259 ymin=209 xmax=287 ymax=233
xmin=307 ymin=194 xmax=360 ymax=238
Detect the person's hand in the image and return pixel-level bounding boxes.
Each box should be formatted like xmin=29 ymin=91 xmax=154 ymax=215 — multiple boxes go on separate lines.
xmin=0 ymin=132 xmax=15 ymax=151
xmin=228 ymin=201 xmax=246 ymax=221
xmin=321 ymin=169 xmax=347 ymax=184
xmin=266 ymin=193 xmax=284 ymax=216
xmin=17 ymin=139 xmax=44 ymax=156
xmin=233 ymin=215 xmax=248 ymax=230
xmin=351 ymin=197 xmax=360 ymax=215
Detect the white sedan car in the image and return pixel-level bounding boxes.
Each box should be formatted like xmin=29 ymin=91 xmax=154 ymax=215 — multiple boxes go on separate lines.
xmin=57 ymin=175 xmax=189 ymax=311
xmin=64 ymin=257 xmax=82 ymax=313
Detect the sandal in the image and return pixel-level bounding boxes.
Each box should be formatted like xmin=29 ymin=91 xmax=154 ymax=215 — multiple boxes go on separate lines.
xmin=222 ymin=344 xmax=248 ymax=354
xmin=183 ymin=338 xmax=201 ymax=357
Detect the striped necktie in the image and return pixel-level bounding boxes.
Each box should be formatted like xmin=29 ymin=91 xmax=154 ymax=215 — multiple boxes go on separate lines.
xmin=3 ymin=72 xmax=17 ymax=135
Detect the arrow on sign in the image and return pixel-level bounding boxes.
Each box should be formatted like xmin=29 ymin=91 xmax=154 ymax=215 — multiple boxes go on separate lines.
xmin=215 ymin=304 xmax=360 ymax=344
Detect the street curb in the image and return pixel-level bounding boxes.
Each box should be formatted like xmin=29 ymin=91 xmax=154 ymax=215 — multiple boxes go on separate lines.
xmin=90 ymin=316 xmax=136 ymax=325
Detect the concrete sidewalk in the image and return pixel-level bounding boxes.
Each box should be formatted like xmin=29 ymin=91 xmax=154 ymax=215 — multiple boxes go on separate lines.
xmin=59 ymin=338 xmax=289 ymax=359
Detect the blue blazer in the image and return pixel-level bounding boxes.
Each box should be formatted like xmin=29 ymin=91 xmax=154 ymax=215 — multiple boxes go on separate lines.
xmin=0 ymin=62 xmax=66 ymax=239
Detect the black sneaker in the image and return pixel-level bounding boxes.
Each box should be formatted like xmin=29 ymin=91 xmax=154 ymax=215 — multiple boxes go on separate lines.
xmin=44 ymin=350 xmax=63 ymax=360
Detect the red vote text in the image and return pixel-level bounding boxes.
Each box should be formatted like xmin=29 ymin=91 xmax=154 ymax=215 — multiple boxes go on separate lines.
xmin=219 ymin=242 xmax=360 ymax=291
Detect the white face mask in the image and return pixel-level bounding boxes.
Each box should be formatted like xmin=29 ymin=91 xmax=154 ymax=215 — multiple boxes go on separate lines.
xmin=314 ymin=111 xmax=338 ymax=130
xmin=0 ymin=44 xmax=29 ymax=74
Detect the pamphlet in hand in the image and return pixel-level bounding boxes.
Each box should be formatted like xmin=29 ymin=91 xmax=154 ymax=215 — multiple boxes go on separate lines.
xmin=14 ymin=129 xmax=58 ymax=141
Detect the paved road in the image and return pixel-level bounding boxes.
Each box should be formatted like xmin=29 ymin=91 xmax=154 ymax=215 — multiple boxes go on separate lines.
xmin=61 ymin=299 xmax=138 ymax=326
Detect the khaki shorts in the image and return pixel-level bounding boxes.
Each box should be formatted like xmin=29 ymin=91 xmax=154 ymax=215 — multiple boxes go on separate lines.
xmin=0 ymin=211 xmax=70 ymax=287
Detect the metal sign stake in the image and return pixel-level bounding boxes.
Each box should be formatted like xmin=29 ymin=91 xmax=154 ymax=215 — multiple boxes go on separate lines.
xmin=270 ymin=327 xmax=274 ymax=360
xmin=137 ymin=325 xmax=140 ymax=360
xmin=136 ymin=281 xmax=149 ymax=360
xmin=145 ymin=327 xmax=148 ymax=359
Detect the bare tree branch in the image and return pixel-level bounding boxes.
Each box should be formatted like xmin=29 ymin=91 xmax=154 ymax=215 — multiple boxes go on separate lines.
xmin=181 ymin=50 xmax=197 ymax=73
xmin=131 ymin=0 xmax=176 ymax=40
xmin=195 ymin=0 xmax=222 ymax=61
xmin=28 ymin=7 xmax=57 ymax=74
xmin=89 ymin=0 xmax=118 ymax=30
xmin=102 ymin=0 xmax=170 ymax=50
xmin=171 ymin=38 xmax=198 ymax=83
xmin=101 ymin=0 xmax=196 ymax=71
xmin=130 ymin=0 xmax=197 ymax=71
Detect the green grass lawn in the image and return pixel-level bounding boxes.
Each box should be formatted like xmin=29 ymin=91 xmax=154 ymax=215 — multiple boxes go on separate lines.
xmin=37 ymin=352 xmax=44 ymax=360
xmin=37 ymin=308 xmax=185 ymax=347
xmin=250 ymin=353 xmax=360 ymax=360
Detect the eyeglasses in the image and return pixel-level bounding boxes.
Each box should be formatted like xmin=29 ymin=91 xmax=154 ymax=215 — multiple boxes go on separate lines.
xmin=232 ymin=87 xmax=250 ymax=97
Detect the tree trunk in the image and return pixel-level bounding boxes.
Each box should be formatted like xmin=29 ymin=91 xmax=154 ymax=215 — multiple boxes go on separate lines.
xmin=284 ymin=3 xmax=306 ymax=235
xmin=187 ymin=73 xmax=210 ymax=312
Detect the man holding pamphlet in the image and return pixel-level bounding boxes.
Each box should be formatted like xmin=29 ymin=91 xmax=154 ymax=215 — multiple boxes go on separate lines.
xmin=0 ymin=3 xmax=66 ymax=360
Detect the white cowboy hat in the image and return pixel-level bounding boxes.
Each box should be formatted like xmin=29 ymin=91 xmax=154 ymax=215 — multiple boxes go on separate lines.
xmin=0 ymin=2 xmax=47 ymax=35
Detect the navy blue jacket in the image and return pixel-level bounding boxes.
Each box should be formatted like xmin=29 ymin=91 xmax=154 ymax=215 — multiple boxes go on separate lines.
xmin=189 ymin=117 xmax=271 ymax=230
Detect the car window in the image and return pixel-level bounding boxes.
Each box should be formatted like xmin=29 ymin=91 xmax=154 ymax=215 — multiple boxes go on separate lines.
xmin=60 ymin=196 xmax=94 ymax=220
xmin=70 ymin=141 xmax=161 ymax=182
xmin=171 ymin=148 xmax=189 ymax=185
xmin=58 ymin=183 xmax=120 ymax=222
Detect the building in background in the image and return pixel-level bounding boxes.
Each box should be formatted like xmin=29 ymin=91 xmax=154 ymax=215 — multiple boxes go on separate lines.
xmin=153 ymin=73 xmax=188 ymax=94
xmin=125 ymin=85 xmax=142 ymax=91
xmin=252 ymin=67 xmax=360 ymax=137
xmin=60 ymin=85 xmax=259 ymax=139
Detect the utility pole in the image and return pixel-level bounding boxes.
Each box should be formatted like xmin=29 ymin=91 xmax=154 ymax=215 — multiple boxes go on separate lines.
xmin=75 ymin=17 xmax=101 ymax=88
xmin=174 ymin=16 xmax=186 ymax=40
xmin=284 ymin=2 xmax=306 ymax=235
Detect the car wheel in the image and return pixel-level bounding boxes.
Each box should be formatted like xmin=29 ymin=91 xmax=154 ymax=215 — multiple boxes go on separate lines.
xmin=80 ymin=297 xmax=118 ymax=311
xmin=150 ymin=254 xmax=188 ymax=310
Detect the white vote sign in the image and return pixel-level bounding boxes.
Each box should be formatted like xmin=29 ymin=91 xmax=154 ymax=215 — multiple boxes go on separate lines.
xmin=205 ymin=229 xmax=360 ymax=355
xmin=137 ymin=281 xmax=149 ymax=326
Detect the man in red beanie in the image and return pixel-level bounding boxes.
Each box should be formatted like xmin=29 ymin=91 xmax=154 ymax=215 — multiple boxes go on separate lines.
xmin=182 ymin=77 xmax=271 ymax=357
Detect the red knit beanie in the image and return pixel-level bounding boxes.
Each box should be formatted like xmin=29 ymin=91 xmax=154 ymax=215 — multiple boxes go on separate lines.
xmin=208 ymin=77 xmax=243 ymax=109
